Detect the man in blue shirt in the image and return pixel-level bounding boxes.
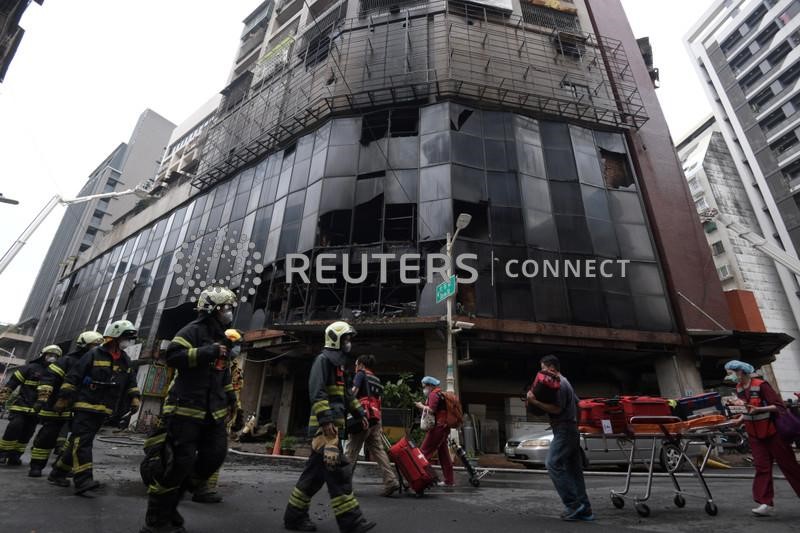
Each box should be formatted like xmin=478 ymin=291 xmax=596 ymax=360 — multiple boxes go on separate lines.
xmin=526 ymin=354 xmax=593 ymax=522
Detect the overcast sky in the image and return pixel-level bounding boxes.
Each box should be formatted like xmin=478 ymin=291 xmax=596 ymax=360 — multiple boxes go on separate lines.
xmin=0 ymin=0 xmax=716 ymax=325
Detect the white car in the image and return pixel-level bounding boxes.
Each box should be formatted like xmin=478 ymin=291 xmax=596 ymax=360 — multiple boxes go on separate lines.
xmin=505 ymin=430 xmax=699 ymax=472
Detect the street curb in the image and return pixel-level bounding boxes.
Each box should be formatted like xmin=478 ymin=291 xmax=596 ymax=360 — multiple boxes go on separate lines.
xmin=226 ymin=449 xmax=779 ymax=481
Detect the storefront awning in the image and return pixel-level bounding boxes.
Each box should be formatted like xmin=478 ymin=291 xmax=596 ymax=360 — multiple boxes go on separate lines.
xmin=687 ymin=329 xmax=794 ymax=365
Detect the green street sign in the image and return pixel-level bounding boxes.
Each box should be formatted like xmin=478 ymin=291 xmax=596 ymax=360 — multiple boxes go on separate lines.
xmin=436 ymin=274 xmax=457 ymax=303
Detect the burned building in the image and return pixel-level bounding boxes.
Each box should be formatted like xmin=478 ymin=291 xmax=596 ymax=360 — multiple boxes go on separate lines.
xmin=31 ymin=0 xmax=791 ymax=440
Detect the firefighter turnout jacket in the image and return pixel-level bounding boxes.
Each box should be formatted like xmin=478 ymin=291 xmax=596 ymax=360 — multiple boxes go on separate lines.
xmin=2 ymin=355 xmax=49 ymax=414
xmin=163 ymin=315 xmax=236 ymax=422
xmin=37 ymin=349 xmax=87 ymax=419
xmin=308 ymin=348 xmax=365 ymax=436
xmin=58 ymin=344 xmax=140 ymax=416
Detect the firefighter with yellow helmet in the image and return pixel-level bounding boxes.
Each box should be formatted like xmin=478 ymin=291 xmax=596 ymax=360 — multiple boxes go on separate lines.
xmin=189 ymin=327 xmax=246 ymax=505
xmin=0 ymin=344 xmax=62 ymax=466
xmin=283 ymin=321 xmax=375 ymax=533
xmin=140 ymin=287 xmax=238 ymax=533
xmin=47 ymin=320 xmax=141 ymax=494
xmin=28 ymin=330 xmax=104 ymax=477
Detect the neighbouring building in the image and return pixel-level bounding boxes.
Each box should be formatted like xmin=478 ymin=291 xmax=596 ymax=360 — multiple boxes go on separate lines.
xmin=686 ymin=0 xmax=800 ymax=394
xmin=678 ymin=116 xmax=800 ymax=395
xmin=18 ymin=109 xmax=175 ymax=349
xmin=28 ymin=1 xmax=792 ymax=443
xmin=0 ymin=0 xmax=42 ymax=83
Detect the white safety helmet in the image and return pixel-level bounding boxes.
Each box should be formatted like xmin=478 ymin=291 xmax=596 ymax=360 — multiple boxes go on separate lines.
xmin=196 ymin=287 xmax=236 ymax=313
xmin=41 ymin=345 xmax=63 ymax=358
xmin=324 ymin=321 xmax=356 ymax=350
xmin=76 ymin=330 xmax=104 ymax=349
xmin=104 ymin=320 xmax=137 ymax=339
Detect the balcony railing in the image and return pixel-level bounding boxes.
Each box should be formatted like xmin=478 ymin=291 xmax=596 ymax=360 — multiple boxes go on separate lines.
xmin=193 ymin=0 xmax=648 ymax=190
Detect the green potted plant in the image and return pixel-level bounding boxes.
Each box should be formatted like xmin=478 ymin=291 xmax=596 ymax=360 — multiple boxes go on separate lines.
xmin=280 ymin=435 xmax=298 ymax=456
xmin=382 ymin=373 xmax=423 ymax=442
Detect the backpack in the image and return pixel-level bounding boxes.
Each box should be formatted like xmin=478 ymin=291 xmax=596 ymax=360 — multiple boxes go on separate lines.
xmin=440 ymin=391 xmax=463 ymax=429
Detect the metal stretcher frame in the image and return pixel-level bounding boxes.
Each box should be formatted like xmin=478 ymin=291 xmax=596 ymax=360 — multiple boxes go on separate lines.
xmin=582 ymin=416 xmax=736 ymax=518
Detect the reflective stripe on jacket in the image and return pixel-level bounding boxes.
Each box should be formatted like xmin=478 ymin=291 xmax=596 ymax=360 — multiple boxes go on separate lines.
xmin=3 ymin=357 xmax=48 ymax=413
xmin=307 ymin=348 xmax=364 ymax=436
xmin=162 ymin=315 xmax=235 ymax=422
xmin=59 ymin=345 xmax=140 ymax=416
xmin=737 ymin=377 xmax=776 ymax=439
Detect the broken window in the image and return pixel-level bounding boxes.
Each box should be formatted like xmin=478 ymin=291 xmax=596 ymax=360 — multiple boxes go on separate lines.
xmin=360 ymin=110 xmax=389 ymax=144
xmin=384 ymin=204 xmax=416 ymax=241
xmin=453 ymin=200 xmax=489 ymax=240
xmin=353 ymin=175 xmax=384 ymax=244
xmin=390 ymin=108 xmax=419 ymax=137
xmin=599 ymin=149 xmax=635 ymax=190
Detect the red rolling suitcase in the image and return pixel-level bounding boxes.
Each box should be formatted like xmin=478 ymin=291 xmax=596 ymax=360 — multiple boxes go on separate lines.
xmin=387 ymin=437 xmax=437 ymax=495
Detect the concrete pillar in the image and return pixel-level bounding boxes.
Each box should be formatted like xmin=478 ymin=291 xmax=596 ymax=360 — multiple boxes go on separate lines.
xmin=276 ymin=370 xmax=295 ymax=435
xmin=424 ymin=330 xmax=459 ymax=394
xmin=654 ymin=349 xmax=703 ymax=398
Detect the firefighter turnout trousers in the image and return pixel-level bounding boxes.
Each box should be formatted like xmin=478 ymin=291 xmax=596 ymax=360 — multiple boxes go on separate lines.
xmin=50 ymin=411 xmax=105 ymax=485
xmin=30 ymin=415 xmax=70 ymax=470
xmin=0 ymin=412 xmax=38 ymax=462
xmin=144 ymin=416 xmax=227 ymax=527
xmin=284 ymin=447 xmax=364 ymax=533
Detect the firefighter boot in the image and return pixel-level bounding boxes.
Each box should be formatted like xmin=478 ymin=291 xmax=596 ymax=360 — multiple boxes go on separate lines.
xmin=5 ymin=452 xmax=22 ymax=466
xmin=192 ymin=487 xmax=223 ymax=503
xmin=28 ymin=465 xmax=43 ymax=477
xmin=141 ymin=494 xmax=186 ymax=533
xmin=74 ymin=477 xmax=101 ymax=495
xmin=48 ymin=470 xmax=71 ymax=487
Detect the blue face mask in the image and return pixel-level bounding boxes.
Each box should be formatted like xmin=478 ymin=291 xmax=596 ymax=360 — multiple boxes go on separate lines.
xmin=724 ymin=373 xmax=739 ymax=384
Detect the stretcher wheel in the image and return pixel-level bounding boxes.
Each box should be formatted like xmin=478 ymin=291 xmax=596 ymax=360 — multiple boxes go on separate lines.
xmin=611 ymin=495 xmax=625 ymax=509
xmin=674 ymin=495 xmax=686 ymax=508
xmin=704 ymin=502 xmax=718 ymax=516
xmin=469 ymin=478 xmax=480 ymax=487
xmin=635 ymin=503 xmax=650 ymax=517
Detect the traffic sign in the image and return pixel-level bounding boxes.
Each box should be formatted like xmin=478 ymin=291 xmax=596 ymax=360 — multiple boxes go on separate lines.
xmin=436 ymin=274 xmax=457 ymax=303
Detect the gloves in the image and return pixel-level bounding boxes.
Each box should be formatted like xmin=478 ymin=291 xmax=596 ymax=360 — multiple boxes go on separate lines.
xmin=130 ymin=397 xmax=141 ymax=415
xmin=53 ymin=397 xmax=71 ymax=413
xmin=312 ymin=429 xmax=341 ymax=470
xmin=0 ymin=387 xmax=11 ymax=403
xmin=33 ymin=400 xmax=45 ymax=413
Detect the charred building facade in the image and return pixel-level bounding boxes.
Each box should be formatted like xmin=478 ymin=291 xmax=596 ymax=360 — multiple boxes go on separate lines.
xmin=29 ymin=1 xmax=791 ymax=439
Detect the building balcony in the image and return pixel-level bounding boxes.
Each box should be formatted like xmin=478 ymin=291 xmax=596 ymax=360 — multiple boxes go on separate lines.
xmin=776 ymin=137 xmax=800 ymax=166
xmin=193 ymin=1 xmax=647 ymax=190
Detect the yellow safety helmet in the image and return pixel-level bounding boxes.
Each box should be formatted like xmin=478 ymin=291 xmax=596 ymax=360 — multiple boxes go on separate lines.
xmin=324 ymin=321 xmax=356 ymax=350
xmin=76 ymin=330 xmax=104 ymax=348
xmin=196 ymin=287 xmax=236 ymax=313
xmin=41 ymin=345 xmax=63 ymax=358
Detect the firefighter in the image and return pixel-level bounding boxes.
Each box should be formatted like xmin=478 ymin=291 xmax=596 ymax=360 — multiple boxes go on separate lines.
xmin=283 ymin=321 xmax=375 ymax=533
xmin=47 ymin=320 xmax=141 ymax=494
xmin=190 ymin=327 xmax=245 ymax=504
xmin=28 ymin=331 xmax=104 ymax=477
xmin=0 ymin=345 xmax=61 ymax=466
xmin=140 ymin=286 xmax=238 ymax=533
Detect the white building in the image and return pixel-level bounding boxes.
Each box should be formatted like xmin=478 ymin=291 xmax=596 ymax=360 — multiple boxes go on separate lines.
xmin=677 ymin=116 xmax=800 ymax=395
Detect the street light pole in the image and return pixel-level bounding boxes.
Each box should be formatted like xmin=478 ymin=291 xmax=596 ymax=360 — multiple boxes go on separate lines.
xmin=0 ymin=187 xmax=149 ymax=277
xmin=444 ymin=213 xmax=472 ymax=395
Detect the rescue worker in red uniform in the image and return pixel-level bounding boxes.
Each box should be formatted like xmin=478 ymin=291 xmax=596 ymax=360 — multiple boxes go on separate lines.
xmin=29 ymin=331 xmax=104 ymax=477
xmin=414 ymin=375 xmax=455 ymax=486
xmin=0 ymin=345 xmax=62 ymax=465
xmin=140 ymin=287 xmax=238 ymax=533
xmin=344 ymin=354 xmax=399 ymax=496
xmin=47 ymin=320 xmax=141 ymax=494
xmin=725 ymin=360 xmax=800 ymax=516
xmin=283 ymin=321 xmax=375 ymax=533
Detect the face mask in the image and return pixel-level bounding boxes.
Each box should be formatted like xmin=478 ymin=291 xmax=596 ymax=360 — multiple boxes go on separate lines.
xmin=119 ymin=339 xmax=134 ymax=351
xmin=231 ymin=345 xmax=241 ymax=357
xmin=724 ymin=373 xmax=739 ymax=384
xmin=219 ymin=309 xmax=234 ymax=325
xmin=342 ymin=340 xmax=352 ymax=353
xmin=45 ymin=355 xmax=57 ymax=364
xmin=423 ymin=387 xmax=431 ymax=396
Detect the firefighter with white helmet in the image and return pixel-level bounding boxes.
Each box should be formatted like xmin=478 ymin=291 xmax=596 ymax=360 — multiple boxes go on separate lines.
xmin=140 ymin=287 xmax=238 ymax=533
xmin=283 ymin=320 xmax=375 ymax=533
xmin=0 ymin=345 xmax=61 ymax=466
xmin=27 ymin=331 xmax=103 ymax=477
xmin=47 ymin=320 xmax=141 ymax=494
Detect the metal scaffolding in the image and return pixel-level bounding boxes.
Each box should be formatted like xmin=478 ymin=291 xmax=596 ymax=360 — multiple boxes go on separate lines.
xmin=193 ymin=0 xmax=648 ymax=190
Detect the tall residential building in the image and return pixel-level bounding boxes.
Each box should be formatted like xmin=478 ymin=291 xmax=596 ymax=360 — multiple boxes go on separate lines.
xmin=678 ymin=117 xmax=800 ymax=394
xmin=18 ymin=109 xmax=175 ymax=352
xmin=32 ymin=1 xmax=791 ymax=438
xmin=0 ymin=0 xmax=42 ymax=83
xmin=686 ymin=0 xmax=800 ymax=389
xmin=151 ymin=94 xmax=223 ymax=193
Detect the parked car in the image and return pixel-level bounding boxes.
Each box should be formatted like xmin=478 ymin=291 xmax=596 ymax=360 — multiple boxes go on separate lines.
xmin=505 ymin=430 xmax=705 ymax=472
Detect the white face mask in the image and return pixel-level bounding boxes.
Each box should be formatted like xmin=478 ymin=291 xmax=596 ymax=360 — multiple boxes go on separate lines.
xmin=342 ymin=340 xmax=352 ymax=353
xmin=219 ymin=309 xmax=234 ymax=325
xmin=119 ymin=339 xmax=134 ymax=351
xmin=45 ymin=355 xmax=58 ymax=364
xmin=423 ymin=387 xmax=431 ymax=396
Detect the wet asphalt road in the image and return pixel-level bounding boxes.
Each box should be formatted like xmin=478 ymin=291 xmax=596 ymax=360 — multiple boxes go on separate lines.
xmin=1 ymin=421 xmax=799 ymax=533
